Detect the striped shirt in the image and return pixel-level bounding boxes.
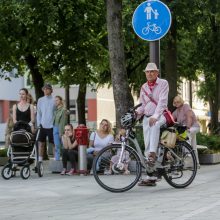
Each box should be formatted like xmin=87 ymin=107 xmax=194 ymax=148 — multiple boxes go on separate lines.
xmin=136 ymin=77 xmax=169 ymax=119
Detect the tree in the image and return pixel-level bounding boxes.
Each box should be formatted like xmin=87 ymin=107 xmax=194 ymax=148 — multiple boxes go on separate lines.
xmin=194 ymin=0 xmax=220 ymax=132
xmin=0 ymin=0 xmax=59 ymax=99
xmin=0 ymin=0 xmax=107 ymax=125
xmin=106 ymin=0 xmax=134 ymax=128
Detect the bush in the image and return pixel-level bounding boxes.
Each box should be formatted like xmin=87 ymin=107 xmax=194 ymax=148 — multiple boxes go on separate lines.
xmin=0 ymin=148 xmax=8 ymax=157
xmin=197 ymin=133 xmax=220 ymax=152
xmin=134 ymin=125 xmax=145 ymax=153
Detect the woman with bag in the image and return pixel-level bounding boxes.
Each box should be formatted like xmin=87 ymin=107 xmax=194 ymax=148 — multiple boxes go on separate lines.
xmin=136 ymin=62 xmax=169 ymax=186
xmin=172 ymin=96 xmax=200 ymax=168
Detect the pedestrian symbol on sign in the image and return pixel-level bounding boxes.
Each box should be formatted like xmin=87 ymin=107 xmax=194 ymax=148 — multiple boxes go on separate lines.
xmin=144 ymin=3 xmax=160 ymax=20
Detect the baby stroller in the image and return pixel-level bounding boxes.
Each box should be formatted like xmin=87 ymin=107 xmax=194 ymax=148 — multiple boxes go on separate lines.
xmin=1 ymin=121 xmax=43 ymax=180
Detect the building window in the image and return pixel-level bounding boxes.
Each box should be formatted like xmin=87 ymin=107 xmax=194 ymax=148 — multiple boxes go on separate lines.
xmin=69 ymin=99 xmax=88 ymax=123
xmin=69 ymin=100 xmax=76 ymax=123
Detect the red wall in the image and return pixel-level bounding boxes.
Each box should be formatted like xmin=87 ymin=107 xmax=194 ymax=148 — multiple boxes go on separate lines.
xmin=87 ymin=99 xmax=97 ymax=121
xmin=2 ymin=100 xmax=10 ymax=123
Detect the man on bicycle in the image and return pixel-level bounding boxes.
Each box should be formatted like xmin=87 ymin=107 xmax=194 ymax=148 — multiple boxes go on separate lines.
xmin=136 ymin=62 xmax=169 ymax=186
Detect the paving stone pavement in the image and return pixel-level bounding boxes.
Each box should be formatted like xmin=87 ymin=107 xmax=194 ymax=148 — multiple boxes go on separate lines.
xmin=0 ymin=162 xmax=220 ymax=220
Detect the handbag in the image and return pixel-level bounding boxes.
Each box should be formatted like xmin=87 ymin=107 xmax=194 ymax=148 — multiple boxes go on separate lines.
xmin=142 ymin=87 xmax=175 ymax=127
xmin=163 ymin=109 xmax=175 ymax=127
xmin=87 ymin=132 xmax=96 ymax=154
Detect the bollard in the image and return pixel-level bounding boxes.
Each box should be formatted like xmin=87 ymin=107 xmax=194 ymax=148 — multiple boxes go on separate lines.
xmin=75 ymin=124 xmax=89 ymax=175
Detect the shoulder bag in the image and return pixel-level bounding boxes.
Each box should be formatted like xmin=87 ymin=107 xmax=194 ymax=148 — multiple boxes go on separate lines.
xmin=142 ymin=87 xmax=175 ymax=127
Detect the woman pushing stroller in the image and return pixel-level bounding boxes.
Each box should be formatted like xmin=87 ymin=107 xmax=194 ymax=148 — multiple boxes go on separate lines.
xmin=12 ymin=88 xmax=35 ymax=133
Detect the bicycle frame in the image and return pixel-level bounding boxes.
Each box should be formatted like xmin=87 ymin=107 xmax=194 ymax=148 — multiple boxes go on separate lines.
xmin=116 ymin=128 xmax=187 ymax=173
xmin=117 ymin=129 xmax=147 ymax=170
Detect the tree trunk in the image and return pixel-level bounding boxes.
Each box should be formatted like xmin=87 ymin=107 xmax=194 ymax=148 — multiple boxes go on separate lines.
xmin=25 ymin=54 xmax=47 ymax=159
xmin=77 ymin=83 xmax=86 ymax=125
xmin=106 ymin=0 xmax=134 ymax=128
xmin=211 ymin=71 xmax=220 ymax=132
xmin=209 ymin=98 xmax=219 ymax=133
xmin=25 ymin=54 xmax=44 ymax=100
xmin=65 ymin=85 xmax=70 ymax=124
xmin=164 ymin=15 xmax=177 ymax=111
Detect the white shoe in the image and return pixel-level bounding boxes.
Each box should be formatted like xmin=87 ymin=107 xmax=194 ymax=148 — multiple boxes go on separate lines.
xmin=104 ymin=169 xmax=112 ymax=175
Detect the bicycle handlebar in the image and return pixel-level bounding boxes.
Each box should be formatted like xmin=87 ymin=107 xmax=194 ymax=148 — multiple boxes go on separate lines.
xmin=128 ymin=103 xmax=142 ymax=113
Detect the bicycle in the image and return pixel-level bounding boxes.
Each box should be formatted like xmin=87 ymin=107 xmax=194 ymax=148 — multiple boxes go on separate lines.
xmin=92 ymin=104 xmax=197 ymax=193
xmin=142 ymin=22 xmax=162 ymax=35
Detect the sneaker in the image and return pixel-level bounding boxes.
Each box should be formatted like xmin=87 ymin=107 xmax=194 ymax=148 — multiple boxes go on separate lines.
xmin=104 ymin=169 xmax=112 ymax=175
xmin=66 ymin=169 xmax=76 ymax=176
xmin=60 ymin=168 xmax=67 ymax=175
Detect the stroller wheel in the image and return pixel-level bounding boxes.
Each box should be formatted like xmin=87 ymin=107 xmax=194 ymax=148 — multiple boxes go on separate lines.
xmin=1 ymin=164 xmax=13 ymax=180
xmin=37 ymin=161 xmax=43 ymax=177
xmin=20 ymin=165 xmax=30 ymax=179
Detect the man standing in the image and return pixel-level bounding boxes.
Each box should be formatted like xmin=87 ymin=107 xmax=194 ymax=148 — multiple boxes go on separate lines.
xmin=136 ymin=63 xmax=169 ymax=186
xmin=37 ymin=83 xmax=55 ymax=161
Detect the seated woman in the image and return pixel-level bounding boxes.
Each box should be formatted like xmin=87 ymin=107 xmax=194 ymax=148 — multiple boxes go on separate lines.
xmin=172 ymin=96 xmax=200 ymax=167
xmin=60 ymin=124 xmax=78 ymax=175
xmin=87 ymin=119 xmax=114 ymax=172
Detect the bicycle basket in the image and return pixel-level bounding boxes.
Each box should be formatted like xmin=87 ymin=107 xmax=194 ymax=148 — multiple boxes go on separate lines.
xmin=120 ymin=112 xmax=135 ymax=128
xmin=160 ymin=127 xmax=177 ymax=148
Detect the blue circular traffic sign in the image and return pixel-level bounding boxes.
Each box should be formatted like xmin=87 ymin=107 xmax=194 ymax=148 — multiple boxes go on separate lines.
xmin=132 ymin=0 xmax=172 ymax=41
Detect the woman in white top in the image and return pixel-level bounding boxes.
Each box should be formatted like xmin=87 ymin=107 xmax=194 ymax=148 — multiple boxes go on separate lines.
xmin=87 ymin=119 xmax=114 ymax=171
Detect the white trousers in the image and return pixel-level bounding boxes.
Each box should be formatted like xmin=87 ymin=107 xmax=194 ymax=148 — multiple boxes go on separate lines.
xmin=143 ymin=115 xmax=166 ymax=157
xmin=187 ymin=126 xmax=200 ymax=164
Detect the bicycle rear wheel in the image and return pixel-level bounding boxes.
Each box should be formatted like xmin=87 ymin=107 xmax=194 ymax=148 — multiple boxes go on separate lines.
xmin=92 ymin=144 xmax=142 ymax=193
xmin=162 ymin=141 xmax=197 ymax=188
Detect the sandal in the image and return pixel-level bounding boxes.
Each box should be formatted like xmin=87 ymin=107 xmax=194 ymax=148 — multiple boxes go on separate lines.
xmin=138 ymin=179 xmax=156 ymax=186
xmin=147 ymin=152 xmax=156 ymax=167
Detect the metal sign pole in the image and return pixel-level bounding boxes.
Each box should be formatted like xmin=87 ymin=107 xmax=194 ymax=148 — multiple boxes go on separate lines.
xmin=149 ymin=40 xmax=160 ymax=76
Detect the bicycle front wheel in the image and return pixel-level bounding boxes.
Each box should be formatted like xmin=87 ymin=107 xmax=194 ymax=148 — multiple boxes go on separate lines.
xmin=92 ymin=144 xmax=142 ymax=193
xmin=163 ymin=141 xmax=197 ymax=188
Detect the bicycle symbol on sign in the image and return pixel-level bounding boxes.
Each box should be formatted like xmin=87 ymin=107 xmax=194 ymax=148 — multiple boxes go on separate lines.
xmin=142 ymin=22 xmax=161 ymax=35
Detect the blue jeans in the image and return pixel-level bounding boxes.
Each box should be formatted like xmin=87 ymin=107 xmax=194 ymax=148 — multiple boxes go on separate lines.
xmin=53 ymin=126 xmax=62 ymax=160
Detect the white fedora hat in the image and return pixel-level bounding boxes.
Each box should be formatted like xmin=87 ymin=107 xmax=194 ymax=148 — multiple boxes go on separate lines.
xmin=143 ymin=63 xmax=159 ymax=72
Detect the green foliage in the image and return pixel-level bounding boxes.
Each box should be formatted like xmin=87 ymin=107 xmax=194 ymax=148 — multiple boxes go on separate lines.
xmin=134 ymin=125 xmax=145 ymax=153
xmin=0 ymin=148 xmax=8 ymax=157
xmin=197 ymin=133 xmax=220 ymax=152
xmin=0 ymin=0 xmax=107 ymax=87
